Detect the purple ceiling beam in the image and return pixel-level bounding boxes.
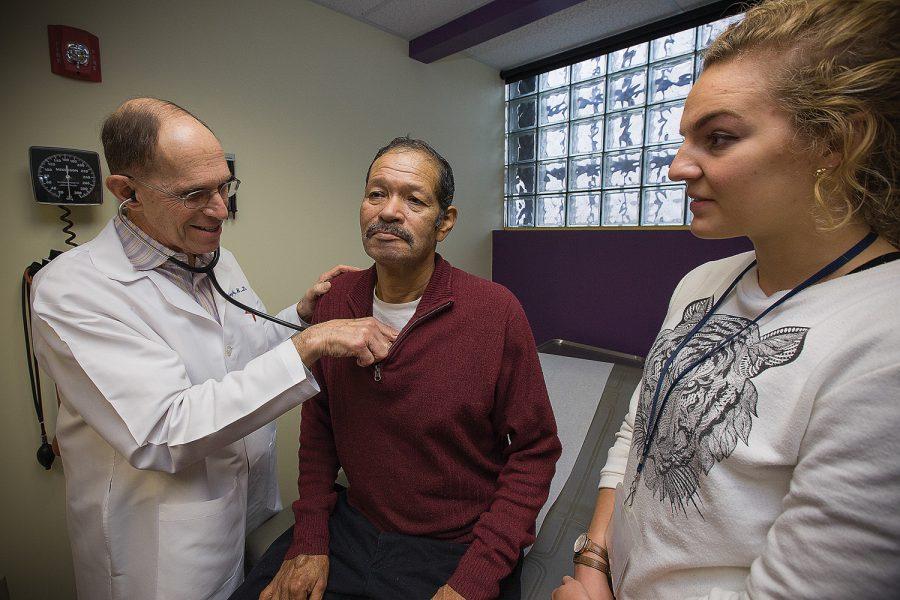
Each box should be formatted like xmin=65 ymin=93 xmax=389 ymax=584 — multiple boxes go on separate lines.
xmin=409 ymin=0 xmax=587 ymax=64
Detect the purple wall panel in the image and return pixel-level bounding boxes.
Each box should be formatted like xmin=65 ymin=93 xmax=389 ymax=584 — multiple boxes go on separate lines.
xmin=492 ymin=230 xmax=752 ymax=357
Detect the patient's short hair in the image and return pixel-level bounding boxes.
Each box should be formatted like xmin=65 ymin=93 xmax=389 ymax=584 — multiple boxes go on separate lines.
xmin=366 ymin=137 xmax=455 ymax=214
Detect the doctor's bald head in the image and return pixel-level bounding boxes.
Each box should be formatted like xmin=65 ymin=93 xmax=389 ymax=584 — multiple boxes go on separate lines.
xmin=101 ymin=98 xmax=215 ymax=176
xmin=102 ymin=99 xmax=231 ymax=255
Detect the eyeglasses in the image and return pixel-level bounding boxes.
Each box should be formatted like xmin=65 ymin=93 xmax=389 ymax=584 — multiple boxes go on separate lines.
xmin=125 ymin=175 xmax=240 ymax=210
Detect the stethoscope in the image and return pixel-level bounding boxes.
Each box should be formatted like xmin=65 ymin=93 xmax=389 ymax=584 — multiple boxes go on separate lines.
xmin=635 ymin=231 xmax=878 ymax=478
xmin=117 ymin=198 xmax=307 ymax=331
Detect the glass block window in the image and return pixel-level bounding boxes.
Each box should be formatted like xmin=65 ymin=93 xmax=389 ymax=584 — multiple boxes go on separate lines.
xmin=504 ymin=13 xmax=743 ymax=228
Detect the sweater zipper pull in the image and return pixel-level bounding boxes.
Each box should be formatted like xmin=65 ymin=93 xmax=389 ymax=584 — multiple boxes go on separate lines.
xmin=373 ymin=363 xmax=382 ymax=382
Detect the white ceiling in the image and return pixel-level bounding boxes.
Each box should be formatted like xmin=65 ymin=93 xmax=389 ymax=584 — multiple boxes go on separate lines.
xmin=309 ymin=0 xmax=719 ymax=72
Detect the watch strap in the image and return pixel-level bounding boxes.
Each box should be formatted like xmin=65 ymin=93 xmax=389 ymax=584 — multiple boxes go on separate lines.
xmin=576 ymin=535 xmax=608 ymax=561
xmin=573 ymin=553 xmax=610 ymax=576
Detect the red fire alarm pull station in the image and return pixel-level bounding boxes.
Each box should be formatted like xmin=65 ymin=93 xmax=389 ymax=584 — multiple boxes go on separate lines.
xmin=48 ymin=25 xmax=102 ymax=82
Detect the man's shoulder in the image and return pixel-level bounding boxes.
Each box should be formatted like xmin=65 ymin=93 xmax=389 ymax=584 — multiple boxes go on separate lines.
xmin=450 ymin=266 xmax=518 ymax=309
xmin=30 ymin=247 xmax=131 ymax=324
xmin=33 ymin=218 xmax=134 ymax=298
xmin=313 ymin=267 xmax=369 ymax=321
xmin=330 ymin=267 xmax=369 ymax=293
xmin=32 ymin=244 xmax=100 ymax=295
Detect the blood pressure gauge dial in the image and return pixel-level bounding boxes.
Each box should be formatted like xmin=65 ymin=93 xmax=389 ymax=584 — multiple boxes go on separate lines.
xmin=38 ymin=154 xmax=95 ymax=200
xmin=29 ymin=146 xmax=103 ymax=205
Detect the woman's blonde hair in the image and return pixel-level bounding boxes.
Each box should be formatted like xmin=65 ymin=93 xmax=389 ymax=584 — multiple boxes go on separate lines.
xmin=704 ymin=0 xmax=899 ymax=246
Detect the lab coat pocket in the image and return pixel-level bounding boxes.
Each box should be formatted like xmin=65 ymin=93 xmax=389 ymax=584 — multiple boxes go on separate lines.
xmin=157 ymin=477 xmax=244 ymax=600
xmin=246 ymin=427 xmax=280 ymax=532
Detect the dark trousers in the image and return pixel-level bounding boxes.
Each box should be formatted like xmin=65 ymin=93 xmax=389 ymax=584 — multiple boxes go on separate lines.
xmin=232 ymin=492 xmax=522 ymax=600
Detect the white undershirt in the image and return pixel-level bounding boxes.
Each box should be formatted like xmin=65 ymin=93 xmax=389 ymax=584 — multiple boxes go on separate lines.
xmin=372 ymin=291 xmax=420 ymax=332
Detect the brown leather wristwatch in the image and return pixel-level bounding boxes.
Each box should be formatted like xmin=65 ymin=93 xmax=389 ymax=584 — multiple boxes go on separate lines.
xmin=573 ymin=532 xmax=611 ymax=581
xmin=573 ymin=532 xmax=607 ymax=560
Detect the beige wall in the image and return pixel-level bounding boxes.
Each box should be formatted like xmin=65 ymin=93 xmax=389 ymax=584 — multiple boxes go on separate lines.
xmin=0 ymin=1 xmax=503 ymax=597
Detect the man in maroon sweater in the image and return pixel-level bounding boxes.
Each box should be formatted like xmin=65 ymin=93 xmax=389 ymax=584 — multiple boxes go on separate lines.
xmin=246 ymin=138 xmax=561 ymax=600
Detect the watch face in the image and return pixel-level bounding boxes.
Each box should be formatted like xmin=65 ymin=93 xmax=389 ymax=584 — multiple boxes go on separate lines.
xmin=574 ymin=532 xmax=588 ymax=553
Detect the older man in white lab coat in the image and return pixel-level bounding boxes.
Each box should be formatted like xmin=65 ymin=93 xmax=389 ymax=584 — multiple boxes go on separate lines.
xmin=30 ymin=98 xmax=397 ymax=600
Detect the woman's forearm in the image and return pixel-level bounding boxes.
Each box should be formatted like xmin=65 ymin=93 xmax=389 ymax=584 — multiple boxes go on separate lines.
xmin=590 ymin=487 xmax=617 ymax=547
xmin=572 ymin=487 xmax=617 ymax=599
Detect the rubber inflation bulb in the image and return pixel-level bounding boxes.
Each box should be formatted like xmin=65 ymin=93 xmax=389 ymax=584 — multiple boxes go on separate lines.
xmin=37 ymin=443 xmax=55 ymax=470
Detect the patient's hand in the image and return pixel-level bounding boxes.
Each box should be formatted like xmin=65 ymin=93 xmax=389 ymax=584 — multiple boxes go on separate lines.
xmin=259 ymin=554 xmax=328 ymax=600
xmin=432 ymin=584 xmax=465 ymax=600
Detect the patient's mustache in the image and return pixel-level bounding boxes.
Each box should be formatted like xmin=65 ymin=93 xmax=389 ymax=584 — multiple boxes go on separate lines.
xmin=366 ymin=223 xmax=413 ymax=245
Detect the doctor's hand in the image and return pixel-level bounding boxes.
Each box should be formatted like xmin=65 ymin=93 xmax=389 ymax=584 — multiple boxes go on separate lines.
xmin=259 ymin=554 xmax=328 ymax=600
xmin=296 ymin=265 xmax=362 ymax=322
xmin=292 ymin=317 xmax=398 ymax=367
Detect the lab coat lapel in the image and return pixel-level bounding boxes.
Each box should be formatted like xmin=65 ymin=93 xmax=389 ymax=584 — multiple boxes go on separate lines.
xmin=145 ymin=271 xmax=220 ymax=324
xmin=87 ymin=220 xmax=145 ymax=283
xmin=211 ymin=256 xmax=234 ymax=329
xmin=89 ymin=219 xmax=220 ymax=325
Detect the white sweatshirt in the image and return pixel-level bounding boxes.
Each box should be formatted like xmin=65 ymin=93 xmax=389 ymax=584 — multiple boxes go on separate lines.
xmin=599 ymin=252 xmax=900 ymax=600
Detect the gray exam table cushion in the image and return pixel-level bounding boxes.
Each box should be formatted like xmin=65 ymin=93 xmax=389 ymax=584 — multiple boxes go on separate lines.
xmin=521 ymin=353 xmax=640 ymax=599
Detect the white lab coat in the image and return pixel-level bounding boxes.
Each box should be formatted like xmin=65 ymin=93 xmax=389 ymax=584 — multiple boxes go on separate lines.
xmin=31 ymin=219 xmax=319 ymax=600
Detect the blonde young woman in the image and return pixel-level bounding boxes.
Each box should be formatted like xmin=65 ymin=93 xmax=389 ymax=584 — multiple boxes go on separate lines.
xmin=554 ymin=1 xmax=899 ymax=598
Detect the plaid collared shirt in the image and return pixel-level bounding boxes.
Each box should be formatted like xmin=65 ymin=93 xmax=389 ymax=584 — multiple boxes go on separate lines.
xmin=114 ymin=215 xmax=220 ymax=323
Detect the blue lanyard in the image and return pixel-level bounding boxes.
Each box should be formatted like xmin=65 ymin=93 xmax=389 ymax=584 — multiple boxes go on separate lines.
xmin=636 ymin=231 xmax=878 ymax=475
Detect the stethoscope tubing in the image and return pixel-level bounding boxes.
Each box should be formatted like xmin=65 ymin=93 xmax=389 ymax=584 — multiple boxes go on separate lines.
xmin=117 ymin=199 xmax=307 ymax=332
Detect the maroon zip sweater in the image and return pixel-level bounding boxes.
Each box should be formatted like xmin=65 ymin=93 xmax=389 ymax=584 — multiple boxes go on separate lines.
xmin=287 ymin=255 xmax=561 ymax=600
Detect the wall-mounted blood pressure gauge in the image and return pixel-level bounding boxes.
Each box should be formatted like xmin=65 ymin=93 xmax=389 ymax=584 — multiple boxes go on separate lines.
xmin=29 ymin=146 xmax=103 ymax=205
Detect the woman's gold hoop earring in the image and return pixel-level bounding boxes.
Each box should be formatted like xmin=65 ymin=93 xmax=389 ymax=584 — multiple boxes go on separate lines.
xmin=814 ymin=167 xmax=829 ymax=178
